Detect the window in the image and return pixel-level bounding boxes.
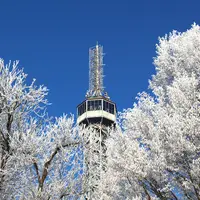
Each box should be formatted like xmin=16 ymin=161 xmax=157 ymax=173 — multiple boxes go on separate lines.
xmin=103 ymin=100 xmax=115 ymax=114
xmin=98 ymin=100 xmax=102 ymax=110
xmin=78 ymin=102 xmax=86 ymax=116
xmin=106 ymin=102 xmax=109 ymax=112
xmin=110 ymin=104 xmax=114 ymax=114
xmin=95 ymin=100 xmax=98 ymax=110
xmin=88 ymin=100 xmax=102 ymax=111
xmin=95 ymin=100 xmax=102 ymax=110
xmin=88 ymin=101 xmax=94 ymax=111
xmin=87 ymin=101 xmax=90 ymax=111
xmin=103 ymin=101 xmax=106 ymax=111
xmin=103 ymin=100 xmax=109 ymax=112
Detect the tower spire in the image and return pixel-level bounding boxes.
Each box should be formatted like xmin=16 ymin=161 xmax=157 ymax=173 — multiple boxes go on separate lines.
xmin=87 ymin=43 xmax=108 ymax=98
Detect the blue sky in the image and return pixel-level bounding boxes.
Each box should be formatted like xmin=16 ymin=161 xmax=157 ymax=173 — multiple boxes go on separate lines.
xmin=0 ymin=0 xmax=200 ymax=118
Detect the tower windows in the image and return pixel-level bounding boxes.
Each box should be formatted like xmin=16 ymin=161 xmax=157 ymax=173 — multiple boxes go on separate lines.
xmin=103 ymin=100 xmax=115 ymax=114
xmin=88 ymin=100 xmax=102 ymax=111
xmin=78 ymin=99 xmax=115 ymax=116
xmin=78 ymin=101 xmax=86 ymax=116
xmin=88 ymin=101 xmax=94 ymax=111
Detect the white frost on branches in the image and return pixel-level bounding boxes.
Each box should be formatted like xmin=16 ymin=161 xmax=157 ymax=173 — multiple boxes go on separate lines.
xmin=1 ymin=23 xmax=200 ymax=200
xmin=102 ymin=24 xmax=200 ymax=200
xmin=0 ymin=60 xmax=84 ymax=200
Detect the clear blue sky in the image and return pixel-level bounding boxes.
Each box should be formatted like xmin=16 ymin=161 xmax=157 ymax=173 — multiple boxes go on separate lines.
xmin=0 ymin=0 xmax=200 ymax=117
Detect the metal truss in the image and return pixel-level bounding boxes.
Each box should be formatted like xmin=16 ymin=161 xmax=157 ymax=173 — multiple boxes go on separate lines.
xmin=82 ymin=123 xmax=108 ymax=199
xmin=87 ymin=43 xmax=105 ymax=98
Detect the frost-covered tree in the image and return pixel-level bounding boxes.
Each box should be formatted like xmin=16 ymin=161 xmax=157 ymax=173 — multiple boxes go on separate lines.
xmin=0 ymin=59 xmax=84 ymax=199
xmin=3 ymin=23 xmax=200 ymax=200
xmin=102 ymin=24 xmax=200 ymax=199
xmin=8 ymin=115 xmax=85 ymax=200
xmin=0 ymin=59 xmax=47 ymax=197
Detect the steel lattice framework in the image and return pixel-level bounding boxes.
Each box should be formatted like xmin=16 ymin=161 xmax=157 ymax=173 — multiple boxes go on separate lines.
xmin=77 ymin=43 xmax=116 ymax=199
xmin=82 ymin=124 xmax=108 ymax=199
xmin=87 ymin=43 xmax=104 ymax=97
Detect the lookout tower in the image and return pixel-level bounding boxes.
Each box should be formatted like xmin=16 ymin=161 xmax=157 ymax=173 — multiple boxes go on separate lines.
xmin=77 ymin=43 xmax=117 ymax=199
xmin=77 ymin=43 xmax=117 ymax=126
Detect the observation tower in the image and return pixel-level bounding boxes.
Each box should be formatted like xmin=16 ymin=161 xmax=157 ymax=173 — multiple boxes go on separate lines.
xmin=77 ymin=43 xmax=117 ymax=199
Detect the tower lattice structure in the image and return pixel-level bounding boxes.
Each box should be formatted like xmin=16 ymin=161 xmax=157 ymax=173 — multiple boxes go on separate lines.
xmin=77 ymin=43 xmax=117 ymax=199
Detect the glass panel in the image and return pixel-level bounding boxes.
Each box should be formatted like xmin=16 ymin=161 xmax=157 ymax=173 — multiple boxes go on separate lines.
xmin=83 ymin=102 xmax=85 ymax=113
xmin=102 ymin=101 xmax=115 ymax=114
xmin=108 ymin=103 xmax=111 ymax=113
xmin=78 ymin=106 xmax=80 ymax=116
xmin=79 ymin=105 xmax=82 ymax=116
xmin=88 ymin=101 xmax=91 ymax=111
xmin=103 ymin=100 xmax=106 ymax=111
xmin=80 ymin=105 xmax=82 ymax=115
xmin=88 ymin=101 xmax=94 ymax=111
xmin=103 ymin=100 xmax=110 ymax=112
xmin=106 ymin=102 xmax=109 ymax=112
xmin=78 ymin=102 xmax=87 ymax=116
xmin=110 ymin=104 xmax=114 ymax=114
xmin=94 ymin=100 xmax=98 ymax=110
xmin=87 ymin=100 xmax=103 ymax=111
xmin=98 ymin=100 xmax=102 ymax=110
xmin=78 ymin=100 xmax=114 ymax=116
xmin=79 ymin=106 xmax=81 ymax=116
xmin=108 ymin=103 xmax=110 ymax=113
xmin=91 ymin=101 xmax=94 ymax=111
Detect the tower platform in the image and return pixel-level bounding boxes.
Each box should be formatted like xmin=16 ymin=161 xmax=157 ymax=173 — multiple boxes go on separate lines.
xmin=77 ymin=97 xmax=116 ymax=126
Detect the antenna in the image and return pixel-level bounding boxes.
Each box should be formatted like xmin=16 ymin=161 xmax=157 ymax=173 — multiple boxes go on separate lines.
xmin=87 ymin=43 xmax=107 ymax=98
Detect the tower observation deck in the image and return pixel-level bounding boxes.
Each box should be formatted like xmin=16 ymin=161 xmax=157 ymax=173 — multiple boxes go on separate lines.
xmin=77 ymin=43 xmax=117 ymax=126
xmin=77 ymin=43 xmax=117 ymax=199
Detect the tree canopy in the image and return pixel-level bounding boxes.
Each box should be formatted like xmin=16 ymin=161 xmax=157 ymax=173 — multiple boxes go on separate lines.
xmin=102 ymin=24 xmax=200 ymax=200
xmin=1 ymin=24 xmax=200 ymax=200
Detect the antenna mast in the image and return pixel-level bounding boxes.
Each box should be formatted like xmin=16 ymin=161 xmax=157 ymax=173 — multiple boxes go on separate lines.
xmin=87 ymin=43 xmax=108 ymax=98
